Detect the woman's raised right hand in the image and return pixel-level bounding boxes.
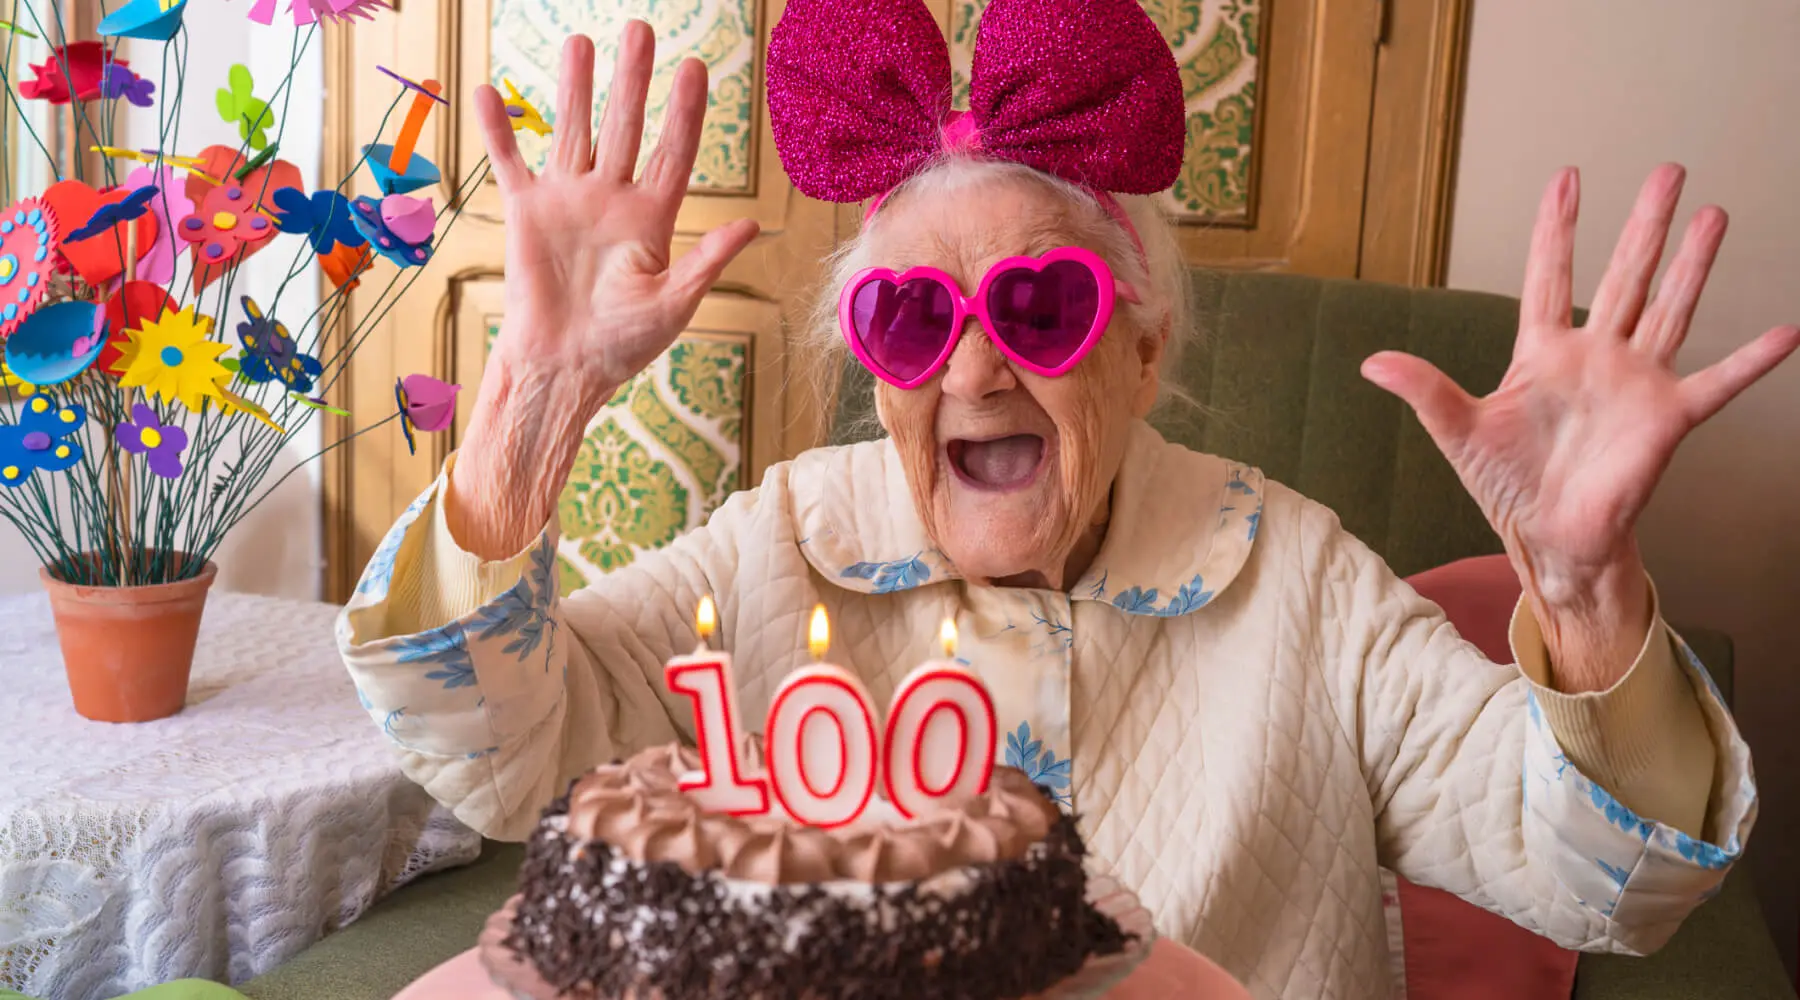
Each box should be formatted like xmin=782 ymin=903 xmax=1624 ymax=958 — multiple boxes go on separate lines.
xmin=473 ymin=26 xmax=758 ymax=399
xmin=449 ymin=26 xmax=756 ymax=559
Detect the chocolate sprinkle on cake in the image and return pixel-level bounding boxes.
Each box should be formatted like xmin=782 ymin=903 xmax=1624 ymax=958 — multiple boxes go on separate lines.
xmin=502 ymin=790 xmax=1131 ymax=1000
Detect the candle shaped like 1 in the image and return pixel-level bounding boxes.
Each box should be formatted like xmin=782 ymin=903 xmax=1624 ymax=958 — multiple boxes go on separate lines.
xmin=663 ymin=596 xmax=769 ymax=816
xmin=882 ymin=618 xmax=997 ymax=818
xmin=763 ymin=605 xmax=881 ymax=828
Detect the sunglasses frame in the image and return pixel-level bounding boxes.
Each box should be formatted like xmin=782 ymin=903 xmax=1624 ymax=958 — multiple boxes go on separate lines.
xmin=838 ymin=246 xmax=1127 ymax=390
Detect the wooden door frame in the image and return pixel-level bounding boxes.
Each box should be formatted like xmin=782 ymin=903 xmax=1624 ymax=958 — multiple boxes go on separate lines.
xmin=319 ymin=20 xmax=362 ymax=602
xmin=1359 ymin=0 xmax=1472 ymax=286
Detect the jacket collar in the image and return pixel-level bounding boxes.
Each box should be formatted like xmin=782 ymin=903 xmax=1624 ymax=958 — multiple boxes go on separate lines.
xmin=792 ymin=421 xmax=1264 ymax=617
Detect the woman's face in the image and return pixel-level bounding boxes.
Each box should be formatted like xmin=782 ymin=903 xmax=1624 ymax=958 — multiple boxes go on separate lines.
xmin=868 ymin=176 xmax=1163 ymax=589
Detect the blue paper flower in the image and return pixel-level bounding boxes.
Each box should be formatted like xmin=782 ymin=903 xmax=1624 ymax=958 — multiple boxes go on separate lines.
xmin=236 ymin=295 xmax=322 ymax=392
xmin=271 ymin=187 xmax=366 ymax=253
xmin=350 ymin=194 xmax=434 ymax=268
xmin=0 ymin=393 xmax=85 ymax=488
xmin=66 ymin=185 xmax=157 ymax=242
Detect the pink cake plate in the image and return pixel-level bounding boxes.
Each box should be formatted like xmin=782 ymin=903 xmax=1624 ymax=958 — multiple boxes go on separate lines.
xmin=394 ymin=871 xmax=1252 ymax=1000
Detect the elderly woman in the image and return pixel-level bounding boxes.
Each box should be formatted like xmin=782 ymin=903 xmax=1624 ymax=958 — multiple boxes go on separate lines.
xmin=339 ymin=2 xmax=1791 ymax=995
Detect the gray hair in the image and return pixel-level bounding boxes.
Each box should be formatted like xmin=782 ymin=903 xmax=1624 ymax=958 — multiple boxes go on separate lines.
xmin=802 ymin=155 xmax=1197 ymax=431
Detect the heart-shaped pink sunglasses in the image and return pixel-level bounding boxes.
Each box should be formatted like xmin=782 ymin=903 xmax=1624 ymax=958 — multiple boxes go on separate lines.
xmin=838 ymin=247 xmax=1139 ymax=389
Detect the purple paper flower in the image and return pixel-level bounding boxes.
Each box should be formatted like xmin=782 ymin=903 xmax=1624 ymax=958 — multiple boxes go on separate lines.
xmin=115 ymin=403 xmax=188 ymax=479
xmin=101 ymin=63 xmax=155 ymax=107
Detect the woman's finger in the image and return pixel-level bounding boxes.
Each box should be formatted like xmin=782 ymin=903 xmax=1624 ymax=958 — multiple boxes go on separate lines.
xmin=640 ymin=58 xmax=709 ymax=199
xmin=549 ymin=35 xmax=597 ymax=174
xmin=473 ymin=84 xmax=532 ymax=192
xmin=1588 ymin=164 xmax=1684 ymax=339
xmin=594 ymin=21 xmax=655 ymax=184
xmin=1520 ymin=168 xmax=1579 ymax=332
xmin=1635 ymin=206 xmax=1727 ymax=362
xmin=1680 ymin=325 xmax=1800 ymax=424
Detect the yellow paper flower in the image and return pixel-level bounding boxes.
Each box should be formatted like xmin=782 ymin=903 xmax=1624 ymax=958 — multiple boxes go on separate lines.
xmin=1 ymin=363 xmax=38 ymax=400
xmin=116 ymin=306 xmax=231 ymax=412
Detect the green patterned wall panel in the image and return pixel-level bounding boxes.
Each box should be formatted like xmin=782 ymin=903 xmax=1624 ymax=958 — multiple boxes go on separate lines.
xmin=487 ymin=323 xmax=748 ymax=595
xmin=492 ymin=0 xmax=759 ymax=192
xmin=949 ymin=0 xmax=1261 ymax=222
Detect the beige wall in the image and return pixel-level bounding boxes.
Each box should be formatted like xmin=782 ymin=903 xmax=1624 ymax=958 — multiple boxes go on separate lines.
xmin=1448 ymin=0 xmax=1800 ymax=971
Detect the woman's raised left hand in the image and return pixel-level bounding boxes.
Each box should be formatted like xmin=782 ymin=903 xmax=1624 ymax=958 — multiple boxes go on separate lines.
xmin=1361 ymin=165 xmax=1799 ymax=691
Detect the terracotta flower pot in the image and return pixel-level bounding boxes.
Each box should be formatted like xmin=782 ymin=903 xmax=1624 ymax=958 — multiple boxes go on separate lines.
xmin=40 ymin=560 xmax=217 ymax=723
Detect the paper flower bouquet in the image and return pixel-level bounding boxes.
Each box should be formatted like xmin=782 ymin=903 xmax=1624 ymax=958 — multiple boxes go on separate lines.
xmin=0 ymin=0 xmax=506 ymax=722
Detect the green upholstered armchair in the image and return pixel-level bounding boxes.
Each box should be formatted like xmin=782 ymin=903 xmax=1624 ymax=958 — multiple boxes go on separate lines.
xmin=240 ymin=269 xmax=1787 ymax=1000
xmin=830 ymin=266 xmax=1788 ymax=1000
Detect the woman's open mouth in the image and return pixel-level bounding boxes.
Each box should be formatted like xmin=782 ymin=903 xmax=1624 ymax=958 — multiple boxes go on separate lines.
xmin=945 ymin=434 xmax=1047 ymax=492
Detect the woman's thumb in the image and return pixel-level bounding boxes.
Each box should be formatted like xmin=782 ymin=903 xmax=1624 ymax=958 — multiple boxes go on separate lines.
xmin=669 ymin=219 xmax=760 ymax=301
xmin=1361 ymin=350 xmax=1476 ymax=447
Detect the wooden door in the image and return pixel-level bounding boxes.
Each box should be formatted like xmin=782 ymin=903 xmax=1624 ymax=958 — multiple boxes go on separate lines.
xmin=321 ymin=0 xmax=1467 ymax=600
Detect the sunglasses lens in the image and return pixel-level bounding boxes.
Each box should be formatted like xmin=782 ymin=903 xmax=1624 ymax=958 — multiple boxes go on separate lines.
xmin=984 ymin=260 xmax=1101 ymax=371
xmin=850 ymin=277 xmax=957 ymax=383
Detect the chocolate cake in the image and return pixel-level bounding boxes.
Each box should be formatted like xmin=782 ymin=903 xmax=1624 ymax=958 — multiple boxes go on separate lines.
xmin=486 ymin=744 xmax=1134 ymax=1000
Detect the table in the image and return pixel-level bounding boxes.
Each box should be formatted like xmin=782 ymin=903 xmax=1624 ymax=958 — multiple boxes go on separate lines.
xmin=0 ymin=592 xmax=481 ymax=1000
xmin=394 ymin=940 xmax=1254 ymax=999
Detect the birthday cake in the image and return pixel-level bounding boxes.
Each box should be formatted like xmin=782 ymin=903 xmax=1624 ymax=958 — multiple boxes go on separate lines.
xmin=483 ymin=743 xmax=1134 ymax=1000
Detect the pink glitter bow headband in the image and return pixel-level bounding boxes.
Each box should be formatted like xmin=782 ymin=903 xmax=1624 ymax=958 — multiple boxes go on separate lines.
xmin=767 ymin=0 xmax=1185 ymax=221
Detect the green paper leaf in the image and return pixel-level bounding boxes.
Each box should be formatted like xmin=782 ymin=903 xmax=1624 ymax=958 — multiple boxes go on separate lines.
xmin=229 ymin=64 xmax=253 ymax=101
xmin=214 ymin=88 xmax=237 ymax=121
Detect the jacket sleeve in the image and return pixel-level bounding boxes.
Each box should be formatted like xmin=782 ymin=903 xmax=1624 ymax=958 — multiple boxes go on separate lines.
xmin=335 ymin=456 xmax=758 ymax=841
xmin=1306 ymin=501 xmax=1757 ymax=955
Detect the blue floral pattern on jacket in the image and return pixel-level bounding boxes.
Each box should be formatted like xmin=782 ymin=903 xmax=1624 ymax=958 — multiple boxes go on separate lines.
xmin=1005 ymin=721 xmax=1073 ymax=807
xmin=467 ymin=535 xmax=559 ymax=670
xmin=1520 ymin=636 xmax=1754 ymax=924
xmin=841 ymin=554 xmax=930 ymax=594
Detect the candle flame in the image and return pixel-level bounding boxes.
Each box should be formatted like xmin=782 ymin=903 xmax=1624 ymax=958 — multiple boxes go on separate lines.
xmin=940 ymin=618 xmax=958 ymax=659
xmin=808 ymin=604 xmax=830 ymax=660
xmin=696 ymin=595 xmax=717 ymax=643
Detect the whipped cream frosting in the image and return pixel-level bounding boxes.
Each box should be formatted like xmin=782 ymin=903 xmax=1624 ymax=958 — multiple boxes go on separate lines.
xmin=564 ymin=744 xmax=1061 ymax=885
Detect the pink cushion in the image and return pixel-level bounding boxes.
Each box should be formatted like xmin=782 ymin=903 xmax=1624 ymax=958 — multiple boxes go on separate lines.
xmin=1394 ymin=554 xmax=1579 ymax=1000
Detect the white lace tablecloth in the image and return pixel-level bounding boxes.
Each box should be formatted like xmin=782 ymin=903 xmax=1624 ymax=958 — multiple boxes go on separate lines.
xmin=0 ymin=591 xmax=481 ymax=999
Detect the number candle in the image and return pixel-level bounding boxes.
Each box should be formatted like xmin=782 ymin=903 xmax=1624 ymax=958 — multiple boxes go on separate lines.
xmin=663 ymin=596 xmax=769 ymax=816
xmin=764 ymin=605 xmax=880 ymax=828
xmin=882 ymin=618 xmax=996 ymax=818
xmin=663 ymin=604 xmax=1000 ymax=828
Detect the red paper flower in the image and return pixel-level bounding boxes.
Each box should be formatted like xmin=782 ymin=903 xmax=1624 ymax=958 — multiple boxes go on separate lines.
xmin=0 ymin=197 xmax=61 ymax=340
xmin=177 ymin=181 xmax=277 ymax=289
xmin=19 ymin=42 xmax=128 ymax=104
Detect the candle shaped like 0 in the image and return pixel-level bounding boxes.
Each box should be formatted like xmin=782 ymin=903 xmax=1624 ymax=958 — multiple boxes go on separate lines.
xmin=763 ymin=606 xmax=881 ymax=828
xmin=663 ymin=596 xmax=769 ymax=816
xmin=882 ymin=619 xmax=997 ymax=819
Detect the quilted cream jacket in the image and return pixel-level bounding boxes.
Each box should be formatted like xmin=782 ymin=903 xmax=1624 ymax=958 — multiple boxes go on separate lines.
xmin=339 ymin=421 xmax=1756 ymax=1000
